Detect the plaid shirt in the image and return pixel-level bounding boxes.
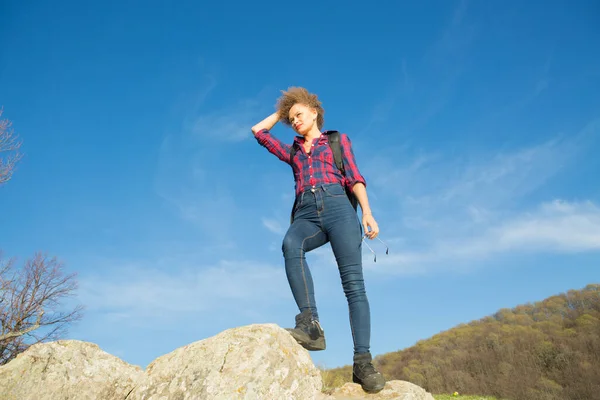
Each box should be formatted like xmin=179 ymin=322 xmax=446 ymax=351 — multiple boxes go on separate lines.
xmin=254 ymin=128 xmax=366 ymax=196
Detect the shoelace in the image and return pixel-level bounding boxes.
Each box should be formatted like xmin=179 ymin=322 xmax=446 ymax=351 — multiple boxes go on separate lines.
xmin=297 ymin=317 xmax=320 ymax=334
xmin=356 ymin=361 xmax=378 ymax=376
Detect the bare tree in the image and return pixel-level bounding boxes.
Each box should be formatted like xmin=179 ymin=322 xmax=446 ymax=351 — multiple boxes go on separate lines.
xmin=0 ymin=107 xmax=23 ymax=185
xmin=0 ymin=251 xmax=83 ymax=365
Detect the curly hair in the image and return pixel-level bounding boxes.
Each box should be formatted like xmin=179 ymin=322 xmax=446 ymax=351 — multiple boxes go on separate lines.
xmin=276 ymin=87 xmax=325 ymax=130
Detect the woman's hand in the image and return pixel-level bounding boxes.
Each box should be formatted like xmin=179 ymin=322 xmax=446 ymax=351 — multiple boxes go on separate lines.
xmin=251 ymin=112 xmax=280 ymax=135
xmin=362 ymin=214 xmax=379 ymax=239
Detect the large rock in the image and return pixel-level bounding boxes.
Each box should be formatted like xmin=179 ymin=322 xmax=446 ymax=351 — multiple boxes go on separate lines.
xmin=0 ymin=340 xmax=143 ymax=400
xmin=326 ymin=381 xmax=435 ymax=400
xmin=0 ymin=323 xmax=435 ymax=400
xmin=131 ymin=323 xmax=322 ymax=399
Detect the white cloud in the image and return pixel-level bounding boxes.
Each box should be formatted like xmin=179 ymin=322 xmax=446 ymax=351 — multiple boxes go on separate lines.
xmin=188 ymin=99 xmax=261 ymax=143
xmin=152 ymin=80 xmax=287 ymax=242
xmin=154 ymin=154 xmax=237 ymax=240
xmin=368 ymin=199 xmax=600 ymax=275
xmin=153 ymin=86 xmax=272 ymax=237
xmin=79 ymin=259 xmax=288 ymax=325
xmin=361 ymin=119 xmax=600 ymax=274
xmin=433 ymin=199 xmax=600 ymax=259
xmin=262 ymin=217 xmax=284 ymax=235
xmin=487 ymin=200 xmax=600 ymax=252
xmin=371 ymin=119 xmax=591 ymax=220
xmin=183 ymin=85 xmax=274 ymax=144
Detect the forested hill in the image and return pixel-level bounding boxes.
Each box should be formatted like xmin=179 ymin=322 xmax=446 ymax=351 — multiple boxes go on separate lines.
xmin=324 ymin=284 xmax=600 ymax=400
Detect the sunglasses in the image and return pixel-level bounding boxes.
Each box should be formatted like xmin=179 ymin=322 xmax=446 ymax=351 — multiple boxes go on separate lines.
xmin=362 ymin=235 xmax=389 ymax=262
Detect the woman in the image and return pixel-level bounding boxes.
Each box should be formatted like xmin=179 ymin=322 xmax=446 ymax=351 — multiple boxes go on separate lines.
xmin=251 ymin=87 xmax=386 ymax=394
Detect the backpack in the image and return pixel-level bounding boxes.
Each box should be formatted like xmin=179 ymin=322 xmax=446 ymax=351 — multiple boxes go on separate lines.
xmin=289 ymin=131 xmax=358 ymax=223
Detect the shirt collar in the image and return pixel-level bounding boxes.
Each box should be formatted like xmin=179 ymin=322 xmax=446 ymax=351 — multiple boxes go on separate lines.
xmin=293 ymin=132 xmax=326 ymax=145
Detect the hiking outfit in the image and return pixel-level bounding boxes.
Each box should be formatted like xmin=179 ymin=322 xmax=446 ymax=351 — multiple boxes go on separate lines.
xmin=254 ymin=128 xmax=385 ymax=393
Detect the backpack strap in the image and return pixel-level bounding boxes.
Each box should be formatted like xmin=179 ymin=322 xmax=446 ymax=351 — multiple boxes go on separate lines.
xmin=325 ymin=131 xmax=358 ymax=211
xmin=289 ymin=143 xmax=299 ymax=224
xmin=324 ymin=131 xmax=345 ymax=174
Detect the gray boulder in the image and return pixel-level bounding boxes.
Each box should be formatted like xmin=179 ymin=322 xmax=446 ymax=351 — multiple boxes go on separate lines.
xmin=131 ymin=323 xmax=322 ymax=399
xmin=0 ymin=340 xmax=143 ymax=400
xmin=0 ymin=323 xmax=435 ymax=400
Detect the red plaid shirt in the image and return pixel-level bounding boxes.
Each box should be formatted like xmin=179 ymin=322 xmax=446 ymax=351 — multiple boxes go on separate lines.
xmin=254 ymin=128 xmax=366 ymax=196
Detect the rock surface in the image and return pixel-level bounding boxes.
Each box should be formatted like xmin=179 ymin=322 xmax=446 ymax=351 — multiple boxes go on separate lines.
xmin=0 ymin=323 xmax=435 ymax=400
xmin=0 ymin=340 xmax=143 ymax=400
xmin=131 ymin=323 xmax=322 ymax=399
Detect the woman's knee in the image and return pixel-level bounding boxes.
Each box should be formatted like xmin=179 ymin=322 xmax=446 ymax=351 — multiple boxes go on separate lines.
xmin=282 ymin=232 xmax=301 ymax=256
xmin=342 ymin=276 xmax=367 ymax=298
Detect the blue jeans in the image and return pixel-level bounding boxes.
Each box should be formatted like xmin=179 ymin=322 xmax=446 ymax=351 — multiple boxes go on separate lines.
xmin=282 ymin=183 xmax=371 ymax=355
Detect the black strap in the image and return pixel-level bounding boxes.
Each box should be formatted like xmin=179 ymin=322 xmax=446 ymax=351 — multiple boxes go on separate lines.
xmin=326 ymin=131 xmax=358 ymax=211
xmin=325 ymin=131 xmax=345 ymax=174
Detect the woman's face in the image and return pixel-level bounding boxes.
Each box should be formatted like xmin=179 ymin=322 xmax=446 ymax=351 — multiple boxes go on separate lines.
xmin=288 ymin=103 xmax=317 ymax=136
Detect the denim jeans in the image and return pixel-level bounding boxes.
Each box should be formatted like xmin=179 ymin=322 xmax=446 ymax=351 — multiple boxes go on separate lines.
xmin=282 ymin=183 xmax=371 ymax=355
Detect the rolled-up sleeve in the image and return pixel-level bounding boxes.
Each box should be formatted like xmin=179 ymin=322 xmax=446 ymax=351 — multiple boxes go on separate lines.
xmin=254 ymin=128 xmax=292 ymax=165
xmin=340 ymin=133 xmax=366 ymax=191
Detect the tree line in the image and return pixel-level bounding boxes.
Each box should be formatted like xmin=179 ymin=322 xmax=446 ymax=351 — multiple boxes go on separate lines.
xmin=323 ymin=284 xmax=600 ymax=400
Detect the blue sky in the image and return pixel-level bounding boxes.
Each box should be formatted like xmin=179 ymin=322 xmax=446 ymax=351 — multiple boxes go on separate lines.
xmin=1 ymin=0 xmax=599 ymax=369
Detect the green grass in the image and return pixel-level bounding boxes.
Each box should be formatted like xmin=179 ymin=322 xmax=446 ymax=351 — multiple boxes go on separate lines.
xmin=434 ymin=395 xmax=502 ymax=400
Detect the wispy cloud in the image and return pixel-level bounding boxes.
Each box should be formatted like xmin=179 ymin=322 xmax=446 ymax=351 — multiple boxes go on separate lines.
xmin=407 ymin=0 xmax=478 ymax=133
xmin=187 ymin=98 xmax=263 ymax=143
xmin=437 ymin=137 xmax=570 ymax=208
xmin=362 ymin=119 xmax=600 ymax=274
xmin=482 ymin=200 xmax=600 ymax=252
xmin=433 ymin=0 xmax=473 ymax=59
xmin=79 ymin=259 xmax=289 ymax=326
xmin=487 ymin=55 xmax=554 ymax=119
xmin=154 ymin=83 xmax=273 ymax=238
xmin=370 ymin=125 xmax=583 ymax=219
xmin=154 ymin=129 xmax=238 ymax=241
xmin=358 ymin=59 xmax=413 ymax=136
xmin=182 ymin=83 xmax=274 ymax=144
xmin=358 ymin=1 xmax=476 ymax=137
xmin=262 ymin=217 xmax=284 ymax=235
xmin=370 ymin=199 xmax=600 ymax=275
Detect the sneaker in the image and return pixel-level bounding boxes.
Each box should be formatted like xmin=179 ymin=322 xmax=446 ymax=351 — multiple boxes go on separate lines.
xmin=352 ymin=352 xmax=386 ymax=393
xmin=285 ymin=310 xmax=326 ymax=351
